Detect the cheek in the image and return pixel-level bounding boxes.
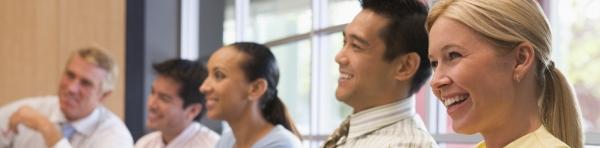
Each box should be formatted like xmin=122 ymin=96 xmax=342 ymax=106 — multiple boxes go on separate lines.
xmin=166 ymin=107 xmax=184 ymax=120
xmin=81 ymin=91 xmax=102 ymax=108
xmin=212 ymin=83 xmax=234 ymax=112
xmin=452 ymin=62 xmax=515 ymax=118
xmin=220 ymin=88 xmax=247 ymax=114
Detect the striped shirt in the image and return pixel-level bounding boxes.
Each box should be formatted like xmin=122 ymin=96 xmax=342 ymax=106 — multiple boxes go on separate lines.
xmin=334 ymin=96 xmax=438 ymax=148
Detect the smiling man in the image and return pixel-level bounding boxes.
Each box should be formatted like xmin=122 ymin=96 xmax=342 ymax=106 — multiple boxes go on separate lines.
xmin=322 ymin=0 xmax=436 ymax=147
xmin=134 ymin=59 xmax=219 ymax=148
xmin=0 ymin=47 xmax=133 ymax=148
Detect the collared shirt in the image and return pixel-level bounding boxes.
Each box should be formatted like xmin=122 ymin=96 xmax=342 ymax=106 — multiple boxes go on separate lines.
xmin=134 ymin=122 xmax=220 ymax=148
xmin=0 ymin=96 xmax=134 ymax=148
xmin=476 ymin=126 xmax=569 ymax=148
xmin=333 ymin=96 xmax=438 ymax=148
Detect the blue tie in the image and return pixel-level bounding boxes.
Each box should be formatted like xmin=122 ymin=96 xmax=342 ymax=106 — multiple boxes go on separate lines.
xmin=61 ymin=123 xmax=76 ymax=140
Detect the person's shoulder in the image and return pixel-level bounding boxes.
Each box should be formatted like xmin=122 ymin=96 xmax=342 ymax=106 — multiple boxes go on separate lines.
xmin=213 ymin=129 xmax=234 ymax=148
xmin=0 ymin=96 xmax=59 ymax=116
xmin=188 ymin=123 xmax=220 ymax=146
xmin=504 ymin=126 xmax=569 ymax=148
xmin=376 ymin=117 xmax=431 ymax=134
xmin=254 ymin=125 xmax=302 ymax=148
xmin=194 ymin=123 xmax=220 ymax=138
xmin=96 ymin=106 xmax=128 ymax=128
xmin=364 ymin=119 xmax=437 ymax=147
xmin=134 ymin=131 xmax=161 ymax=147
xmin=93 ymin=106 xmax=133 ymax=142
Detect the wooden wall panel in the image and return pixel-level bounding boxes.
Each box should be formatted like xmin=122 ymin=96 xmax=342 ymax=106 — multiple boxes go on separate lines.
xmin=0 ymin=0 xmax=60 ymax=105
xmin=58 ymin=0 xmax=126 ymax=118
xmin=0 ymin=0 xmax=125 ymax=118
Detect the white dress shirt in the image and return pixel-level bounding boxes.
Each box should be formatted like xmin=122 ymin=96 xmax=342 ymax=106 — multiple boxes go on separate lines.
xmin=0 ymin=96 xmax=134 ymax=148
xmin=134 ymin=122 xmax=220 ymax=148
xmin=331 ymin=96 xmax=438 ymax=148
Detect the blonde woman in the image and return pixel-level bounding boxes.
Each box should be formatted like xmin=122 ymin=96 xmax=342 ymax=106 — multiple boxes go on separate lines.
xmin=426 ymin=0 xmax=583 ymax=148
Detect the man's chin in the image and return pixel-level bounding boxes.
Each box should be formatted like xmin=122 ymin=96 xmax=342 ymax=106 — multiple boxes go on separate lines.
xmin=63 ymin=112 xmax=79 ymax=121
xmin=335 ymin=89 xmax=351 ymax=101
xmin=145 ymin=123 xmax=158 ymax=130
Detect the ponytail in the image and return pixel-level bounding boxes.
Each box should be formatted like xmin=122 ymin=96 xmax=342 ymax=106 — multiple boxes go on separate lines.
xmin=229 ymin=42 xmax=302 ymax=140
xmin=260 ymin=90 xmax=302 ymax=140
xmin=540 ymin=63 xmax=583 ymax=148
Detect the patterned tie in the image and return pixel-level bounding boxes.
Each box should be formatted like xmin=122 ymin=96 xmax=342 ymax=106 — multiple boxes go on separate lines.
xmin=61 ymin=123 xmax=76 ymax=141
xmin=322 ymin=118 xmax=350 ymax=148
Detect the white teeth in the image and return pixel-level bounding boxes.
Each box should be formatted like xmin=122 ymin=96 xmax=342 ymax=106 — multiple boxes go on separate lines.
xmin=443 ymin=95 xmax=468 ymax=107
xmin=340 ymin=73 xmax=353 ymax=80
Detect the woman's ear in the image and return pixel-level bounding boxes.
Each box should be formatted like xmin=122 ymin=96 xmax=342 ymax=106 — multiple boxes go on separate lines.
xmin=248 ymin=78 xmax=268 ymax=101
xmin=393 ymin=52 xmax=420 ymax=81
xmin=512 ymin=42 xmax=536 ymax=82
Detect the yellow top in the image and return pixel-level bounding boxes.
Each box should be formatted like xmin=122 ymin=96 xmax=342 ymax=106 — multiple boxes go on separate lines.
xmin=475 ymin=126 xmax=569 ymax=148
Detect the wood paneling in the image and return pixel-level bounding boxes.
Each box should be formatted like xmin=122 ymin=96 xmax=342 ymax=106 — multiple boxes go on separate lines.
xmin=0 ymin=0 xmax=125 ymax=118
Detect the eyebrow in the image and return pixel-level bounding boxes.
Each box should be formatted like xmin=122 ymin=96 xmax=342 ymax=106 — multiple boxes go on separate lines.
xmin=342 ymin=31 xmax=370 ymax=46
xmin=211 ymin=66 xmax=227 ymax=73
xmin=151 ymin=86 xmax=173 ymax=100
xmin=65 ymin=69 xmax=97 ymax=86
xmin=429 ymin=44 xmax=464 ymax=59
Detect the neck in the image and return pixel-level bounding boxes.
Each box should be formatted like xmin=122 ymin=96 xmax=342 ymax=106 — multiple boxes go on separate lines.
xmin=65 ymin=107 xmax=97 ymax=122
xmin=161 ymin=121 xmax=192 ymax=144
xmin=352 ymin=92 xmax=409 ymax=113
xmin=480 ymin=95 xmax=541 ymax=148
xmin=227 ymin=106 xmax=274 ymax=148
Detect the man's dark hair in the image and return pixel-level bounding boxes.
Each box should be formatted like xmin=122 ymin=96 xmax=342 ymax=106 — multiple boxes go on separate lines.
xmin=153 ymin=59 xmax=207 ymax=121
xmin=361 ymin=0 xmax=431 ymax=94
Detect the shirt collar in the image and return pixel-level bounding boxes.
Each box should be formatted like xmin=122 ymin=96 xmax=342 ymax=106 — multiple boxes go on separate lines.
xmin=347 ymin=96 xmax=416 ymax=139
xmin=72 ymin=107 xmax=101 ymax=136
xmin=166 ymin=122 xmax=200 ymax=145
xmin=53 ymin=106 xmax=102 ymax=137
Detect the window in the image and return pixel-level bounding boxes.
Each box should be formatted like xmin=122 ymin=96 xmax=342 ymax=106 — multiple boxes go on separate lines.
xmin=549 ymin=0 xmax=600 ymax=146
xmin=223 ymin=0 xmax=360 ymax=147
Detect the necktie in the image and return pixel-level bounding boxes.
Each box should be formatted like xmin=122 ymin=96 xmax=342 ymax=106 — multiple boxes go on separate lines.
xmin=322 ymin=118 xmax=350 ymax=148
xmin=61 ymin=123 xmax=76 ymax=141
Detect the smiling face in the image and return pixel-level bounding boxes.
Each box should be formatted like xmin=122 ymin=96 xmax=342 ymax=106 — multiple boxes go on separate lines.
xmin=58 ymin=55 xmax=109 ymax=121
xmin=335 ymin=9 xmax=400 ymax=111
xmin=199 ymin=46 xmax=253 ymax=121
xmin=428 ymin=17 xmax=519 ymax=134
xmin=146 ymin=75 xmax=196 ymax=132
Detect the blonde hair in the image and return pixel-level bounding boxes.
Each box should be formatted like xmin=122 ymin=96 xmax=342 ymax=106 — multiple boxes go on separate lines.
xmin=68 ymin=47 xmax=118 ymax=93
xmin=426 ymin=0 xmax=583 ymax=147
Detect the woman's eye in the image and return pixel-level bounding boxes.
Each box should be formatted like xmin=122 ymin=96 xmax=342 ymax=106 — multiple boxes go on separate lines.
xmin=449 ymin=52 xmax=462 ymax=60
xmin=430 ymin=61 xmax=438 ymax=69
